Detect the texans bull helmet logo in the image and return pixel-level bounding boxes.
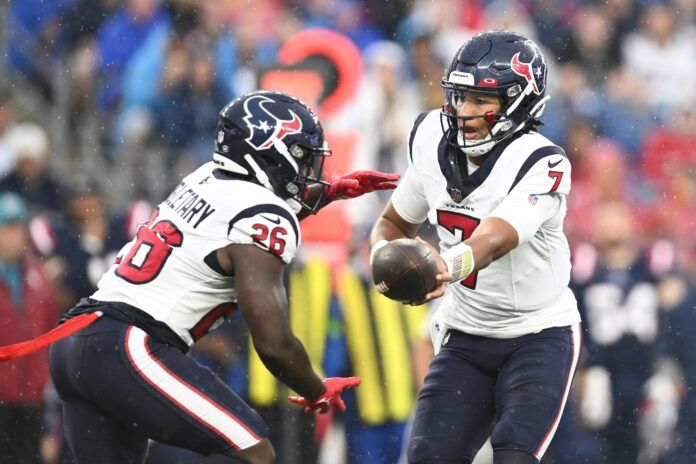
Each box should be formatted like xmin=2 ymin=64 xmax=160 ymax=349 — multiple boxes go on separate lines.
xmin=510 ymin=52 xmax=541 ymax=95
xmin=243 ymin=95 xmax=303 ymax=150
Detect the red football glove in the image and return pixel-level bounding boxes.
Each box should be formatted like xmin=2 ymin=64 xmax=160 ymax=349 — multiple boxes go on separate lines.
xmin=325 ymin=171 xmax=400 ymax=202
xmin=288 ymin=377 xmax=362 ymax=414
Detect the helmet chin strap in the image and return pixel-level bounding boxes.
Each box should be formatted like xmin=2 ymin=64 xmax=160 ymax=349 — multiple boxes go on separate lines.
xmin=244 ymin=154 xmax=274 ymax=192
xmin=271 ymin=136 xmax=299 ymax=172
xmin=242 ymin=135 xmax=307 ymax=195
xmin=213 ymin=153 xmax=249 ymax=175
xmin=285 ymin=198 xmax=302 ymax=214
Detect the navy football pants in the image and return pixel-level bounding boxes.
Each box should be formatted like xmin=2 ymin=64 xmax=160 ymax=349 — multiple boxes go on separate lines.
xmin=408 ymin=324 xmax=581 ymax=463
xmin=49 ymin=317 xmax=268 ymax=463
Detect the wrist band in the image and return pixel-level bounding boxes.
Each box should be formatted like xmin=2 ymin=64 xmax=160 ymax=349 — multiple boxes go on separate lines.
xmin=441 ymin=242 xmax=475 ymax=282
xmin=369 ymin=240 xmax=389 ymax=265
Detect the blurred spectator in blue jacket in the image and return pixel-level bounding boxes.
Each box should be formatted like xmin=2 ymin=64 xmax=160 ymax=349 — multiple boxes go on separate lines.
xmin=528 ymin=0 xmax=576 ymax=61
xmin=396 ymin=0 xmax=483 ymax=58
xmin=596 ymin=69 xmax=654 ymax=159
xmin=328 ymin=0 xmax=385 ymax=51
xmin=7 ymin=0 xmax=76 ymax=100
xmin=95 ymin=0 xmax=171 ymax=111
xmin=157 ymin=34 xmax=226 ymax=169
xmin=57 ymin=0 xmax=115 ymax=52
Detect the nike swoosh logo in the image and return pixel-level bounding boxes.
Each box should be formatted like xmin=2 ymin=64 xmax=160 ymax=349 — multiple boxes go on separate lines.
xmin=261 ymin=215 xmax=281 ymax=224
xmin=548 ymin=158 xmax=562 ymax=168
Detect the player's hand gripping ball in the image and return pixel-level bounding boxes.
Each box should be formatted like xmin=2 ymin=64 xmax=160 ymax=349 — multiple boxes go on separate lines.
xmin=372 ymin=238 xmax=439 ymax=303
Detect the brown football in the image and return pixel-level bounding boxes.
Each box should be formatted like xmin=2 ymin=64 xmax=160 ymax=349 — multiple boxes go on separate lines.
xmin=371 ymin=238 xmax=439 ymax=303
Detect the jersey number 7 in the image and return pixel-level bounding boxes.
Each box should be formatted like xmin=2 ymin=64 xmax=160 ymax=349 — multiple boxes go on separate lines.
xmin=437 ymin=210 xmax=481 ymax=289
xmin=115 ymin=208 xmax=183 ymax=284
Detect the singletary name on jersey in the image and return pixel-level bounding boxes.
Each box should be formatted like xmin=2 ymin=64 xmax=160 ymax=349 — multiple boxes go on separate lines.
xmin=163 ymin=181 xmax=217 ymax=229
xmin=93 ymin=162 xmax=301 ymax=346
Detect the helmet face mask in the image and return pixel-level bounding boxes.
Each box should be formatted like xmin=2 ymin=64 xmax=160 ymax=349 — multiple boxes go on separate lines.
xmin=440 ymin=30 xmax=550 ymax=157
xmin=213 ymin=91 xmax=331 ymax=214
xmin=442 ymin=87 xmax=508 ymax=157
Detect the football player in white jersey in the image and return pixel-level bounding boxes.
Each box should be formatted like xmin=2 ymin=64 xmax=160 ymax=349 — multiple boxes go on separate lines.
xmin=369 ymin=31 xmax=582 ymax=464
xmin=48 ymin=91 xmax=398 ymax=464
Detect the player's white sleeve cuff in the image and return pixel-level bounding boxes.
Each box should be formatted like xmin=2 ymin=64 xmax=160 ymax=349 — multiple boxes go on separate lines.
xmin=441 ymin=242 xmax=475 ymax=283
xmin=369 ymin=240 xmax=389 ymax=265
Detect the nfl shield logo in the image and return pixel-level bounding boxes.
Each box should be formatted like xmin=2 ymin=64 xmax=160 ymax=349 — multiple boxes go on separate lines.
xmin=449 ymin=187 xmax=463 ymax=203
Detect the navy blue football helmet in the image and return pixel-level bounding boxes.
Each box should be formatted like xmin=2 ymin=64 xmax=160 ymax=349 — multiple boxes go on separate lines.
xmin=213 ymin=91 xmax=331 ymax=213
xmin=441 ymin=30 xmax=550 ymax=156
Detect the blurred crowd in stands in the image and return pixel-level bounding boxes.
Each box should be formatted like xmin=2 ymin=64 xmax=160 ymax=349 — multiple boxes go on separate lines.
xmin=1 ymin=0 xmax=696 ymax=463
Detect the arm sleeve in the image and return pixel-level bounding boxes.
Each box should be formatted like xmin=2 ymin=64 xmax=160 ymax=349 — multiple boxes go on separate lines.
xmin=489 ymin=191 xmax=562 ymax=244
xmin=390 ymin=165 xmax=430 ymax=224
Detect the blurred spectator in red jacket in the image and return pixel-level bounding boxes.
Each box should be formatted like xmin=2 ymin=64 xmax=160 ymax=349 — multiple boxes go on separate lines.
xmin=640 ymin=107 xmax=696 ymax=189
xmin=564 ymin=117 xmax=635 ymax=243
xmin=0 ymin=192 xmax=59 ymax=464
xmin=638 ymin=108 xmax=696 ymax=257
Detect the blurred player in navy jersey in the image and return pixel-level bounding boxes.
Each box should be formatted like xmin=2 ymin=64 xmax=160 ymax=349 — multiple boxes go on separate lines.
xmin=30 ymin=180 xmax=151 ymax=310
xmin=48 ymin=91 xmax=398 ymax=464
xmin=571 ymin=202 xmax=663 ymax=463
xmin=660 ymin=271 xmax=696 ymax=464
xmin=370 ymin=30 xmax=581 ymax=464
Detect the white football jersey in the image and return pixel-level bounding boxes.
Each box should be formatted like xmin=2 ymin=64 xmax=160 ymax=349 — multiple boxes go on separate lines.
xmin=93 ymin=162 xmax=300 ymax=346
xmin=391 ymin=110 xmax=580 ymax=338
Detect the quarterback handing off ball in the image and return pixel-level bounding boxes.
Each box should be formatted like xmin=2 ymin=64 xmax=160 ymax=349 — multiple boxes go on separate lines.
xmin=372 ymin=238 xmax=439 ymax=302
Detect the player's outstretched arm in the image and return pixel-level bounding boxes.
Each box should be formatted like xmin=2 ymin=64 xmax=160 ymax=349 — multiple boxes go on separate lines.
xmin=217 ymin=243 xmax=325 ymax=402
xmin=297 ymin=171 xmax=400 ymax=220
xmin=325 ymin=170 xmax=400 ymax=202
